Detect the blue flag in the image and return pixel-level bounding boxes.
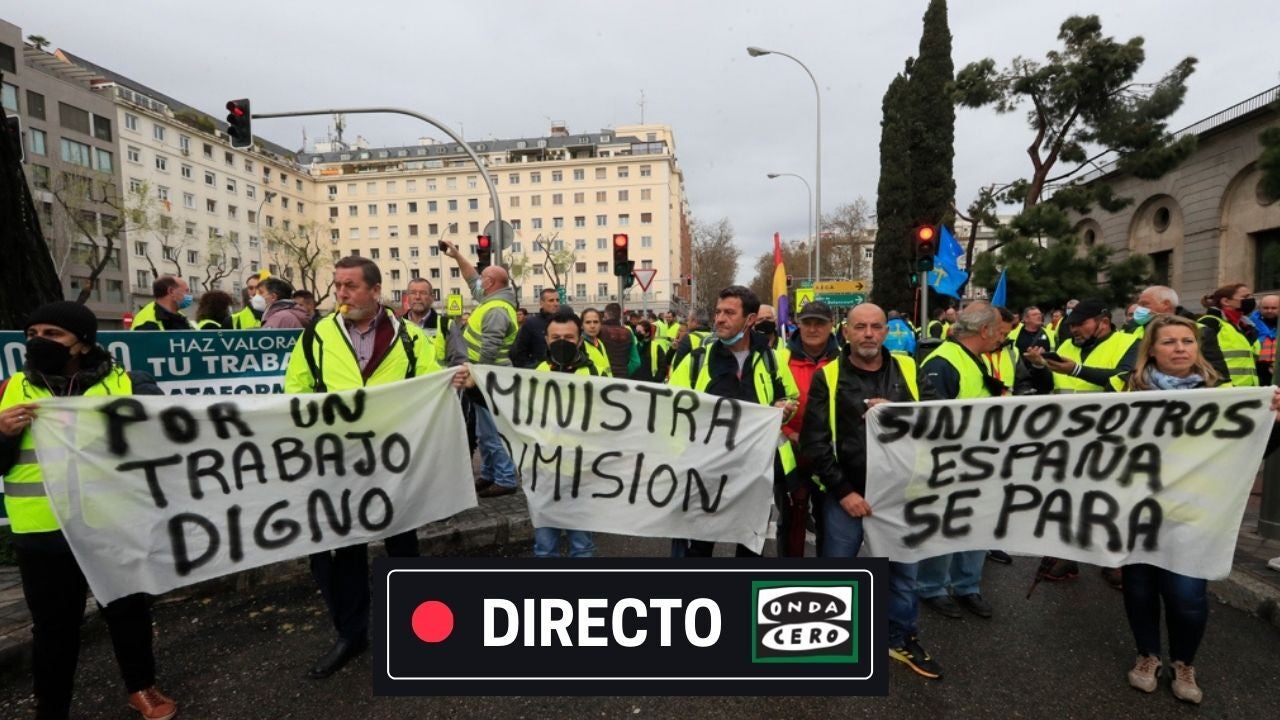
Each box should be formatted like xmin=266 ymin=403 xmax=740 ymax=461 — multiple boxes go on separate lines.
xmin=991 ymin=269 xmax=1008 ymax=308
xmin=926 ymin=225 xmax=968 ymax=299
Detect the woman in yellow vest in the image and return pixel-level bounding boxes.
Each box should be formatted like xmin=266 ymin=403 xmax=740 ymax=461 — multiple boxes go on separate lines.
xmin=1119 ymin=313 xmax=1279 ymax=704
xmin=1198 ymin=284 xmax=1260 ymax=387
xmin=0 ymin=302 xmax=177 ymax=720
xmin=194 ymin=290 xmax=235 ymax=330
xmin=578 ymin=307 xmax=612 ymax=375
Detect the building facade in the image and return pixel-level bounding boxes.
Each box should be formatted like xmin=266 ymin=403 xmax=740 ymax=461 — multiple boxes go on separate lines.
xmin=3 ymin=20 xmax=132 ymax=326
xmin=1070 ymin=86 xmax=1280 ymax=310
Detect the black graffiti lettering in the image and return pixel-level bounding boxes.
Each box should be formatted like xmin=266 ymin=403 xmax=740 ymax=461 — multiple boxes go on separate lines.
xmin=569 ymin=445 xmax=585 ymax=498
xmin=1215 ymin=400 xmax=1260 ymax=439
xmin=116 ymin=454 xmax=182 ymax=508
xmin=159 ymin=406 xmax=199 ymax=444
xmin=169 ymin=512 xmax=219 ymax=576
xmin=1035 ymin=489 xmax=1074 ymax=543
xmin=926 ymin=445 xmax=962 ymax=488
xmin=902 ymin=495 xmax=941 ymax=547
xmin=230 ymin=442 xmax=267 ymax=491
xmin=1117 ymin=443 xmax=1163 ymax=492
xmin=980 ymin=404 xmax=1024 ymax=443
xmin=1078 ymin=491 xmax=1123 ymax=552
xmin=1062 ymin=403 xmax=1102 ymax=438
xmin=539 ymin=378 xmax=576 ymax=429
xmin=289 ymin=397 xmax=319 ymax=428
xmin=186 ymin=449 xmax=229 ymax=500
xmin=1023 ymin=404 xmax=1063 ymax=439
xmin=1153 ymin=400 xmax=1191 ymax=437
xmin=1127 ymin=400 xmax=1167 ymax=439
xmin=590 ymin=451 xmax=625 ymax=498
xmin=874 ymin=405 xmax=914 ymax=443
xmin=926 ymin=405 xmax=971 ymax=441
xmin=940 ymin=489 xmax=981 ymax=538
xmin=533 ymin=443 xmax=563 ymax=499
xmin=226 ymin=505 xmax=243 ymax=563
xmin=910 ymin=407 xmax=933 ymax=439
xmin=357 ymin=488 xmax=393 ymax=531
xmin=1075 ymin=436 xmax=1126 ymax=480
xmin=315 ymin=433 xmax=345 ymax=477
xmin=1095 ymin=403 xmax=1131 ymax=436
xmin=253 ymin=500 xmax=301 ymax=550
xmin=994 ymin=484 xmax=1041 ymax=539
xmin=627 ymin=454 xmax=645 ymax=504
xmin=207 ymin=402 xmax=253 ymax=440
xmin=1000 ymin=442 xmax=1045 ymax=479
xmin=101 ymin=398 xmax=148 ymax=456
xmin=307 ymin=489 xmax=353 ymax=541
xmin=671 ymin=390 xmax=700 ymax=442
xmin=322 ymin=390 xmax=366 ymax=425
xmin=1032 ymin=440 xmax=1070 ymax=482
xmin=485 ymin=371 xmax=520 ymax=422
xmin=958 ymin=447 xmax=999 ymax=481
xmin=1128 ymin=499 xmax=1162 ymax=551
xmin=647 ymin=464 xmax=678 ymax=507
xmin=272 ymin=437 xmax=312 ymax=481
xmin=524 ymin=376 xmax=540 ymax=426
xmin=1185 ymin=403 xmax=1219 ymax=436
xmin=382 ymin=433 xmax=411 ymax=473
xmin=632 ymin=383 xmax=673 ymax=434
xmin=599 ymin=383 xmax=632 ymax=432
xmin=580 ymin=381 xmax=594 ymax=433
xmin=706 ymin=398 xmax=741 ymax=450
xmin=686 ymin=469 xmax=728 ymax=512
xmin=347 ymin=431 xmax=377 ymax=476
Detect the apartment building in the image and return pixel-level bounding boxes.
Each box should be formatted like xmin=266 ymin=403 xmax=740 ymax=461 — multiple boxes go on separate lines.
xmin=3 ymin=20 xmax=132 ymax=326
xmin=297 ymin=123 xmax=691 ymax=310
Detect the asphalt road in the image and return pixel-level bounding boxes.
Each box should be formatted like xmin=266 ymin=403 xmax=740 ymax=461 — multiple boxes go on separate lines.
xmin=2 ymin=534 xmax=1278 ymax=719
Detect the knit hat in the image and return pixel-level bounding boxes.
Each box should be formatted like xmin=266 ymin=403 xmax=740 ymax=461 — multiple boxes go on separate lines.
xmin=23 ymin=301 xmax=99 ymax=345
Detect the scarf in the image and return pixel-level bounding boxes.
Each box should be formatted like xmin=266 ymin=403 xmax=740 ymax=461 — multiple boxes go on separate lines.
xmin=1144 ymin=366 xmax=1206 ymax=391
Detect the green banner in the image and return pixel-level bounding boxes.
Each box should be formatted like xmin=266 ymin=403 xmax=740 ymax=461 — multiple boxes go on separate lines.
xmin=0 ymin=330 xmax=299 ymax=395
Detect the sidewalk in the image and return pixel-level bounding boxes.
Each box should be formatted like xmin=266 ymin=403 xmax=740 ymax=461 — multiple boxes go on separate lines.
xmin=0 ymin=492 xmax=532 ymax=678
xmin=1212 ymin=491 xmax=1280 ymax=628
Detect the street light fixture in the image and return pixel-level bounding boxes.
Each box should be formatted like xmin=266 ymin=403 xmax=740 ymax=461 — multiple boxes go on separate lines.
xmin=766 ymin=173 xmax=814 ymax=282
xmin=748 ymin=45 xmax=822 ymax=282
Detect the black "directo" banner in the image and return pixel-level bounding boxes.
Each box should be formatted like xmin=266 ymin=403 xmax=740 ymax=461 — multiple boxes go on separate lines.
xmin=373 ymin=558 xmax=887 ymax=695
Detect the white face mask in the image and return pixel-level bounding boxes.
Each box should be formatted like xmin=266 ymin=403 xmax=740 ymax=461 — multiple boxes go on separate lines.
xmin=250 ymin=294 xmax=267 ymax=312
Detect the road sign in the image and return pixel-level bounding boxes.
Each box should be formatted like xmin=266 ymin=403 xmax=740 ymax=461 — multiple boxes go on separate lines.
xmin=556 ymin=285 xmax=567 ymax=304
xmin=794 ymin=288 xmax=816 ymax=310
xmin=813 ymin=280 xmax=866 ymax=293
xmin=817 ymin=292 xmax=866 ymax=308
xmin=446 ymin=294 xmax=464 ymax=317
xmin=632 ymin=268 xmax=657 ymax=292
xmin=482 ymin=220 xmax=516 ymax=250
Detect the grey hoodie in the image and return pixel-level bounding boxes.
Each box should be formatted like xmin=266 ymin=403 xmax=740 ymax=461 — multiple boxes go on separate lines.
xmin=263 ymin=299 xmax=311 ymax=329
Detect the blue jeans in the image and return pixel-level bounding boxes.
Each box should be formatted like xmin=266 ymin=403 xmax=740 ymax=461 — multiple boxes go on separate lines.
xmin=473 ymin=402 xmax=517 ymax=488
xmin=534 ymin=528 xmax=595 ymax=558
xmin=822 ymin=496 xmax=919 ymax=648
xmin=1121 ymin=564 xmax=1208 ymax=664
xmin=916 ymin=550 xmax=985 ymax=599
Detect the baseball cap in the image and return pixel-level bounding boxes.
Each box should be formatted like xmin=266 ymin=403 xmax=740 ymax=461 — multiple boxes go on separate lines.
xmin=796 ymin=300 xmax=834 ymax=322
xmin=1066 ymin=298 xmax=1109 ymax=326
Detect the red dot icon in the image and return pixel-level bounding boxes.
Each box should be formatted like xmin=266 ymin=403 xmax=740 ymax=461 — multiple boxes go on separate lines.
xmin=411 ymin=600 xmax=454 ymax=643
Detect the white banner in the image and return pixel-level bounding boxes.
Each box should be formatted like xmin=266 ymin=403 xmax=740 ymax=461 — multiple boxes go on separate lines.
xmin=31 ymin=371 xmax=476 ymax=604
xmin=476 ymin=366 xmax=781 ymax=552
xmin=863 ymin=387 xmax=1274 ymax=579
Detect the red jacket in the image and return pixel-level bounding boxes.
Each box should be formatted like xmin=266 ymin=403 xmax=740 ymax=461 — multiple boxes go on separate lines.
xmin=782 ymin=335 xmax=839 ymax=440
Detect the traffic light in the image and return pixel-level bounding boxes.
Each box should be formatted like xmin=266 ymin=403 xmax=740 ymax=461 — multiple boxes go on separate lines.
xmin=476 ymin=234 xmax=492 ymax=270
xmin=914 ymin=225 xmax=937 ymax=272
xmin=4 ymin=115 xmax=21 ymax=163
xmin=225 ymin=99 xmax=253 ymax=149
xmin=612 ymin=233 xmax=629 ymax=276
xmin=685 ymin=274 xmax=693 ymax=286
xmin=786 ymin=274 xmax=794 ymax=288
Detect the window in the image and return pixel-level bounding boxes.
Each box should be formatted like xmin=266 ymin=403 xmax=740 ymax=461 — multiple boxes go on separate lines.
xmin=428 ymin=223 xmax=439 ymax=235
xmin=574 ymin=192 xmax=585 ymax=204
xmin=1256 ymin=230 xmax=1280 ymax=290
xmin=446 ymin=177 xmax=457 ymax=190
xmin=227 ymin=205 xmax=238 ymax=220
xmin=641 ymin=188 xmax=652 ymax=201
xmin=203 ymin=143 xmax=213 ymax=159
xmin=387 ymin=180 xmax=397 ymax=193
xmin=448 ymin=199 xmax=458 ymax=212
xmin=641 ymin=259 xmax=653 ymax=269
xmin=349 ymin=227 xmax=360 ymax=240
xmin=595 ymin=191 xmax=607 ymax=202
xmin=574 ymin=216 xmax=586 ymax=228
xmin=597 ymin=283 xmax=609 ymax=297
xmin=508 ymin=173 xmax=520 ymax=185
xmin=183 ymin=192 xmax=195 ymax=209
xmin=531 ymin=218 xmax=543 ymax=230
xmin=640 ymin=164 xmax=651 ymax=177
xmin=407 ymin=201 xmax=417 ymax=213
xmin=153 ymin=124 xmax=165 ymax=142
xmin=154 ymin=154 xmax=168 ymax=172
xmin=467 ymin=176 xmax=477 ymax=189
xmin=640 ymin=212 xmax=653 ymax=224
xmin=348 ymin=205 xmax=358 ymax=217
xmin=595 ymin=167 xmax=607 ymax=180
xmin=134 ymin=241 xmax=148 ymax=257
xmin=553 ymin=217 xmax=564 ymax=229
xmin=185 ymin=221 xmax=197 ymax=236
xmin=367 ymin=204 xmax=378 ymax=216
xmin=188 ymin=250 xmax=200 ymax=264
xmin=618 ymin=214 xmax=629 ymax=226
xmin=245 ymin=159 xmax=254 ymax=173
xmin=179 ymin=135 xmax=190 ymax=153
xmin=245 ymin=184 xmax=256 ymax=199
xmin=206 ymin=199 xmax=217 ymax=213
xmin=60 ymin=138 xmax=93 ymax=168
xmin=282 ymin=197 xmax=289 ymax=209
xmin=596 ymin=262 xmax=608 ymax=273
xmin=205 ymin=171 xmax=216 ymax=186
xmin=181 ymin=164 xmax=192 ymax=180
xmin=597 ymin=237 xmax=608 ymax=250
xmin=531 ymin=195 xmax=541 ymax=207
xmin=448 ymin=223 xmax=459 ymax=234
xmin=552 ymin=193 xmax=563 ymax=206
xmin=573 ymin=168 xmax=585 ymax=181
xmin=32 ymin=164 xmax=51 ymax=189
xmin=408 ymin=224 xmax=419 ymax=237
xmin=430 ymin=268 xmax=440 ymax=279
xmin=224 ymin=151 xmax=234 ymax=166
xmin=596 ymin=214 xmax=608 ymax=227
xmin=530 ymin=172 xmax=541 ymax=184
xmin=576 ymin=283 xmax=587 ymax=298
xmin=428 ymin=200 xmax=438 ymax=212
xmin=156 ymin=186 xmax=169 ymax=202
xmin=371 ymin=248 xmax=381 ymax=259
xmin=450 ymin=268 xmax=461 ymax=279
xmin=641 ymin=236 xmax=653 ymax=248
xmin=427 ymin=179 xmax=437 ymax=191
xmin=390 ymin=247 xmax=401 ymax=259
xmin=329 ymin=206 xmax=340 ymax=220
xmin=30 ymin=128 xmax=48 ymax=156
xmin=618 ymin=190 xmax=629 ymax=202
xmin=129 ymin=178 xmax=144 ymax=193
xmin=406 ymin=180 xmax=417 ymax=192
xmin=390 ymin=269 xmax=399 ymax=281
xmin=127 ymin=146 xmax=141 ymax=163
xmin=247 ymin=210 xmax=256 ymax=223
xmin=410 ymin=246 xmax=420 ymax=258
xmin=468 ymin=221 xmax=480 ymax=233
xmin=576 ymin=262 xmax=588 ymax=273
xmin=552 ymin=170 xmax=563 ymax=182
xmin=226 ymin=178 xmax=237 ymax=193
xmin=510 ymin=196 xmax=521 ymax=208
xmin=389 ymin=226 xmax=400 ymax=239
xmin=124 ymin=113 xmax=139 ymax=131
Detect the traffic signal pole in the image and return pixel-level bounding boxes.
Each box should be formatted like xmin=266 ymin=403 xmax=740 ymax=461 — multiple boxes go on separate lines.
xmin=249 ymin=106 xmax=504 ymax=266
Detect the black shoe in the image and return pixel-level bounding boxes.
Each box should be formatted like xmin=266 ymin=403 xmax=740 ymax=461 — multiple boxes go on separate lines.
xmin=889 ymin=636 xmax=943 ymax=679
xmin=955 ymin=593 xmax=993 ymax=618
xmin=474 ymin=478 xmax=494 ymax=491
xmin=923 ymin=595 xmax=963 ymax=619
xmin=477 ymin=484 xmax=517 ymax=498
xmin=307 ymin=637 xmax=367 ymax=679
xmin=986 ymin=550 xmax=1013 ymax=564
xmin=1101 ymin=567 xmax=1123 ymax=590
xmin=1043 ymin=558 xmax=1079 ymax=581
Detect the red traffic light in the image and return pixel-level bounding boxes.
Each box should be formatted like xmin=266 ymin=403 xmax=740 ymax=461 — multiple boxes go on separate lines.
xmin=225 ymin=98 xmax=253 ymax=149
xmin=477 ymin=235 xmax=491 ymax=249
xmin=915 ymin=225 xmax=937 ymax=256
xmin=226 ymin=102 xmax=246 ymax=117
xmin=613 ymin=233 xmax=629 ymax=249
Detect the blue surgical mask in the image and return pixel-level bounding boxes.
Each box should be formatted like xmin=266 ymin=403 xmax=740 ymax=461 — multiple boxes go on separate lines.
xmin=1132 ymin=306 xmax=1153 ymax=326
xmin=719 ymin=329 xmax=746 ymax=346
xmin=179 ymin=294 xmax=194 ymax=310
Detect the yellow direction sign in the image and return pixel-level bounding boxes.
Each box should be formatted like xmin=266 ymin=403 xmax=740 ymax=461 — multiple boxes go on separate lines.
xmin=446 ymin=293 xmax=464 ymax=317
xmin=813 ymin=280 xmax=865 ymax=293
xmin=795 ymin=287 xmax=816 ymax=310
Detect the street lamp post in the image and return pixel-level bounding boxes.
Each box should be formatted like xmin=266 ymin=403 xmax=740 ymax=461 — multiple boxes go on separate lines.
xmin=767 ymin=172 xmax=814 ymax=282
xmin=748 ymin=46 xmax=822 ymax=282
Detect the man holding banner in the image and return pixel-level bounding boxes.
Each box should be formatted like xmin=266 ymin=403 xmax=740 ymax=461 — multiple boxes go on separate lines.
xmin=799 ymin=303 xmax=942 ymax=680
xmin=284 ymin=256 xmax=436 ymax=680
xmin=2 ymin=302 xmax=178 ymax=720
xmin=130 ymin=275 xmax=195 ymax=332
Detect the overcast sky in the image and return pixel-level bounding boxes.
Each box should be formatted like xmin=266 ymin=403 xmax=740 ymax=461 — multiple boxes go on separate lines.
xmin=11 ymin=1 xmax=1280 ymax=281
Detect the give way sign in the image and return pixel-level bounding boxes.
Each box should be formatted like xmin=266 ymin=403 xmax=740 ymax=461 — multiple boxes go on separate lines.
xmin=632 ymin=268 xmax=658 ymax=292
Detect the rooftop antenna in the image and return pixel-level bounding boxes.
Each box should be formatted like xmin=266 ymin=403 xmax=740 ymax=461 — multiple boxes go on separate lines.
xmin=638 ymin=89 xmax=646 ymax=123
xmin=333 ymin=113 xmax=346 ymax=146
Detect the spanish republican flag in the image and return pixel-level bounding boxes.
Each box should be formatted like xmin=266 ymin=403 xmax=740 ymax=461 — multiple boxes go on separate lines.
xmin=771 ymin=232 xmax=789 ymax=327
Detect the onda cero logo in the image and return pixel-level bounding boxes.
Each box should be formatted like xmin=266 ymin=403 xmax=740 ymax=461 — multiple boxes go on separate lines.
xmin=751 ymin=581 xmax=858 ymax=664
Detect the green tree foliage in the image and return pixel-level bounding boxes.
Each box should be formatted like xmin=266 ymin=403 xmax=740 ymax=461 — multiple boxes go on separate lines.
xmin=871 ymin=71 xmax=915 ymax=313
xmin=1259 ymin=125 xmax=1280 ymax=202
xmin=908 ymin=0 xmax=955 ymax=229
xmin=747 ymin=239 xmax=812 ymax=311
xmin=971 ymin=237 xmax=1150 ymax=310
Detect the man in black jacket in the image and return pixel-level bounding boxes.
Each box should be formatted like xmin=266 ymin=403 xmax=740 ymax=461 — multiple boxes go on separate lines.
xmin=800 ymin=303 xmax=942 ymax=680
xmin=510 ymin=288 xmax=560 ymax=368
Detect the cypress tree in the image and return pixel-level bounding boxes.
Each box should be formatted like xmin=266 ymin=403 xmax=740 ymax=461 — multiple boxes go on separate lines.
xmin=871 ymin=70 xmax=915 ymax=313
xmin=908 ymin=0 xmax=956 ymax=230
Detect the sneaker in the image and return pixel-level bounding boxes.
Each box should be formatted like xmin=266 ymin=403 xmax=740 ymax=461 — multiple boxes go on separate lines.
xmin=128 ymin=687 xmax=177 ymax=720
xmin=1127 ymin=655 xmax=1161 ymax=693
xmin=1101 ymin=567 xmax=1123 ymax=590
xmin=1268 ymin=556 xmax=1280 ymax=572
xmin=986 ymin=550 xmax=1013 ymax=564
xmin=1171 ymin=661 xmax=1203 ymax=704
xmin=1043 ymin=558 xmax=1079 ymax=581
xmin=889 ymin=636 xmax=943 ymax=679
xmin=478 ymin=484 xmax=517 ymax=498
xmin=955 ymin=593 xmax=993 ymax=618
xmin=922 ymin=595 xmax=963 ymax=619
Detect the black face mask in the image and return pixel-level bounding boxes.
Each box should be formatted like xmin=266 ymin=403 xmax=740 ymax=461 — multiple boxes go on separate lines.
xmin=26 ymin=337 xmax=73 ymax=376
xmin=754 ymin=320 xmax=777 ymax=336
xmin=1240 ymin=298 xmax=1257 ymax=315
xmin=547 ymin=339 xmax=580 ymax=368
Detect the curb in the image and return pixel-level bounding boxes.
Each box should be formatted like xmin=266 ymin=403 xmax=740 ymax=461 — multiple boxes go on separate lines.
xmin=1210 ymin=570 xmax=1280 ymax=630
xmin=0 ymin=499 xmax=532 ymax=679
